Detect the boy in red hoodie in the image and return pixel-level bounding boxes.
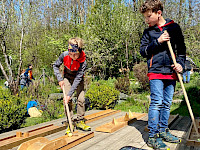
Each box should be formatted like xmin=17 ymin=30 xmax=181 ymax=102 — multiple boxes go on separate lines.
xmin=53 ymin=37 xmax=91 ymax=133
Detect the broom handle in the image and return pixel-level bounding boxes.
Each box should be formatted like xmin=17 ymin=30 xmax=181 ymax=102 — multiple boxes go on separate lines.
xmin=63 ymin=86 xmax=73 ymax=133
xmin=164 ymin=30 xmax=199 ymax=136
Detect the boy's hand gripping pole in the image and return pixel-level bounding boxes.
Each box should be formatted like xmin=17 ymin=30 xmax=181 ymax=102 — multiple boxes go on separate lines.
xmin=63 ymin=86 xmax=73 ymax=134
xmin=164 ymin=30 xmax=199 ymax=137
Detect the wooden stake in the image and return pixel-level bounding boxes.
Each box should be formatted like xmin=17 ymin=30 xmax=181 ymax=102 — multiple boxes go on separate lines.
xmin=164 ymin=30 xmax=199 ymax=137
xmin=124 ymin=113 xmax=129 ymax=121
xmin=63 ymin=86 xmax=73 ymax=134
xmin=112 ymin=118 xmax=118 ymax=125
xmin=129 ymin=110 xmax=134 ymax=119
xmin=23 ymin=132 xmax=29 ymax=138
xmin=16 ymin=132 xmax=22 ymax=138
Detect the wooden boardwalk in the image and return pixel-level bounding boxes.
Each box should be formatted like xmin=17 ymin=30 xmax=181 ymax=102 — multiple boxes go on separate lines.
xmin=0 ymin=110 xmax=198 ymax=150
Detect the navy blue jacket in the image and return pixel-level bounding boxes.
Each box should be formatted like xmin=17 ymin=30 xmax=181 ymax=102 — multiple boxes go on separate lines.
xmin=140 ymin=19 xmax=186 ymax=74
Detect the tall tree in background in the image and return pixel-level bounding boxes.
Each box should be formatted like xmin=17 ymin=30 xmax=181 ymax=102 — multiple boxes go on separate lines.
xmin=0 ymin=0 xmax=25 ymax=94
xmin=0 ymin=0 xmax=199 ymax=91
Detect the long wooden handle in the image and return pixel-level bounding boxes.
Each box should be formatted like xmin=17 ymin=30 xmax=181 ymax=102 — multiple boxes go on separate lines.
xmin=63 ymin=86 xmax=73 ymax=133
xmin=164 ymin=30 xmax=199 ymax=136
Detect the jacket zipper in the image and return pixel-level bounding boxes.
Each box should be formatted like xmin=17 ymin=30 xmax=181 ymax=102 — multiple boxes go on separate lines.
xmin=70 ymin=59 xmax=73 ymax=70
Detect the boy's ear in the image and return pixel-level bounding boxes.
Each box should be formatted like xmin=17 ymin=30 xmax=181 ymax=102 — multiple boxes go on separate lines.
xmin=157 ymin=10 xmax=162 ymax=16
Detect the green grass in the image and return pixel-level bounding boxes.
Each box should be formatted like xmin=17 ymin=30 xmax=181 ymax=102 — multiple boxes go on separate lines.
xmin=115 ymin=97 xmax=149 ymax=113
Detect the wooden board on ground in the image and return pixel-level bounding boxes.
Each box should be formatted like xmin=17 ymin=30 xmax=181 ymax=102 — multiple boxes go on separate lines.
xmin=0 ymin=109 xmax=119 ymax=150
xmin=17 ymin=131 xmax=94 ymax=150
xmin=84 ymin=109 xmax=121 ymax=123
xmin=95 ymin=111 xmax=147 ymax=133
xmin=186 ymin=119 xmax=200 ymax=147
xmin=144 ymin=114 xmax=179 ymax=132
xmin=0 ymin=124 xmax=66 ymax=150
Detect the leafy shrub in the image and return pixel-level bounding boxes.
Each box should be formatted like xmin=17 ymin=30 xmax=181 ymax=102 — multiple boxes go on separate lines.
xmin=85 ymin=81 xmax=120 ymax=109
xmin=186 ymin=86 xmax=200 ymax=104
xmin=133 ymin=62 xmax=149 ymax=90
xmin=0 ymin=87 xmax=26 ymax=133
xmin=115 ymin=76 xmax=130 ymax=94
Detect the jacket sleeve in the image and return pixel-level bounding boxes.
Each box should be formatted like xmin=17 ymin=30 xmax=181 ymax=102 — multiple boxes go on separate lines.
xmin=53 ymin=52 xmax=66 ymax=82
xmin=140 ymin=29 xmax=161 ymax=58
xmin=67 ymin=60 xmax=87 ymax=97
xmin=173 ymin=24 xmax=186 ymax=69
xmin=24 ymin=69 xmax=29 ymax=77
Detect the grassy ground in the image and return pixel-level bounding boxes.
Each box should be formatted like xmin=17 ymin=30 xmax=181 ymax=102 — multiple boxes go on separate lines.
xmin=114 ymin=72 xmax=200 ymax=117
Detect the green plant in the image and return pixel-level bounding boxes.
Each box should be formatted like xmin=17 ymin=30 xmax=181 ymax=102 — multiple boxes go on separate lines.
xmin=85 ymin=81 xmax=120 ymax=109
xmin=186 ymin=86 xmax=200 ymax=104
xmin=115 ymin=76 xmax=130 ymax=94
xmin=114 ymin=97 xmax=149 ymax=113
xmin=0 ymin=87 xmax=26 ymax=133
xmin=133 ymin=62 xmax=149 ymax=91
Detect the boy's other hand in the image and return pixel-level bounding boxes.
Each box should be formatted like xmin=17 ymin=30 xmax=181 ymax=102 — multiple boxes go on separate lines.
xmin=63 ymin=96 xmax=71 ymax=104
xmin=59 ymin=81 xmax=65 ymax=90
xmin=171 ymin=63 xmax=183 ymax=73
xmin=158 ymin=32 xmax=170 ymax=43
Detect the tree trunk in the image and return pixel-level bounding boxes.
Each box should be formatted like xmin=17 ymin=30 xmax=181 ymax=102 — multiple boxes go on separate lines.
xmin=178 ymin=0 xmax=183 ymax=24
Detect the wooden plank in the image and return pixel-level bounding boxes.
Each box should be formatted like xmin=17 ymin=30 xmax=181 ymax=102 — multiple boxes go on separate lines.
xmin=186 ymin=119 xmax=200 ymax=147
xmin=17 ymin=132 xmax=94 ymax=150
xmin=71 ymin=112 xmax=144 ymax=150
xmin=17 ymin=137 xmax=49 ymax=150
xmin=0 ymin=125 xmax=66 ymax=150
xmin=84 ymin=109 xmax=121 ymax=123
xmin=95 ymin=112 xmax=147 ymax=133
xmin=104 ymin=117 xmax=149 ymax=150
xmin=59 ymin=132 xmax=94 ymax=150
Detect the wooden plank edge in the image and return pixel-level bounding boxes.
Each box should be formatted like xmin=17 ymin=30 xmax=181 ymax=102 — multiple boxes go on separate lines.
xmin=59 ymin=132 xmax=94 ymax=150
xmin=0 ymin=125 xmax=66 ymax=150
xmin=84 ymin=109 xmax=113 ymax=119
xmin=95 ymin=122 xmax=127 ymax=133
xmin=85 ymin=110 xmax=121 ymax=124
xmin=186 ymin=120 xmax=200 ymax=146
xmin=0 ymin=124 xmax=54 ymax=142
xmin=168 ymin=114 xmax=179 ymax=128
xmin=27 ymin=124 xmax=54 ymax=133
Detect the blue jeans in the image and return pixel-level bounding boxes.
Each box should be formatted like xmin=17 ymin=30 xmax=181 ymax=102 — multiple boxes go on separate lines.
xmin=148 ymin=79 xmax=176 ymax=137
xmin=183 ymin=71 xmax=190 ymax=82
xmin=20 ymin=84 xmax=25 ymax=90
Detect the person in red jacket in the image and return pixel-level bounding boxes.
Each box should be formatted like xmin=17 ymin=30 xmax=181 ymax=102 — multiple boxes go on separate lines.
xmin=53 ymin=37 xmax=91 ymax=133
xmin=24 ymin=64 xmax=35 ymax=87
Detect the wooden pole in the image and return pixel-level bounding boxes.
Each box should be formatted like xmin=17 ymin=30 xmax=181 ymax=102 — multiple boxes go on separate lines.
xmin=63 ymin=86 xmax=73 ymax=133
xmin=164 ymin=30 xmax=199 ymax=137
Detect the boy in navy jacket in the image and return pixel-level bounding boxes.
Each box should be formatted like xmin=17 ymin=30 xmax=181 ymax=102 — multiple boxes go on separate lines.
xmin=140 ymin=0 xmax=186 ymax=149
xmin=53 ymin=37 xmax=91 ymax=133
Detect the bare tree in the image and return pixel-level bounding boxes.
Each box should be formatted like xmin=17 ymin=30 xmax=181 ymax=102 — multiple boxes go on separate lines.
xmin=0 ymin=0 xmax=25 ymax=95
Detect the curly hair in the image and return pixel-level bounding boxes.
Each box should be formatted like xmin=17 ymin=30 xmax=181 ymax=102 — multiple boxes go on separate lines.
xmin=140 ymin=0 xmax=163 ymax=14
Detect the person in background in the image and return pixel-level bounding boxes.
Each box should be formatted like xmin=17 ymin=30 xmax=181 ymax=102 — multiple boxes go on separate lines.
xmin=20 ymin=69 xmax=26 ymax=90
xmin=24 ymin=64 xmax=35 ymax=86
xmin=183 ymin=53 xmax=196 ymax=83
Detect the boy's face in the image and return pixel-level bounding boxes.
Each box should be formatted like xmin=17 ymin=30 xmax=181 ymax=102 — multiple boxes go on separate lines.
xmin=69 ymin=52 xmax=80 ymax=60
xmin=143 ymin=10 xmax=160 ymax=27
